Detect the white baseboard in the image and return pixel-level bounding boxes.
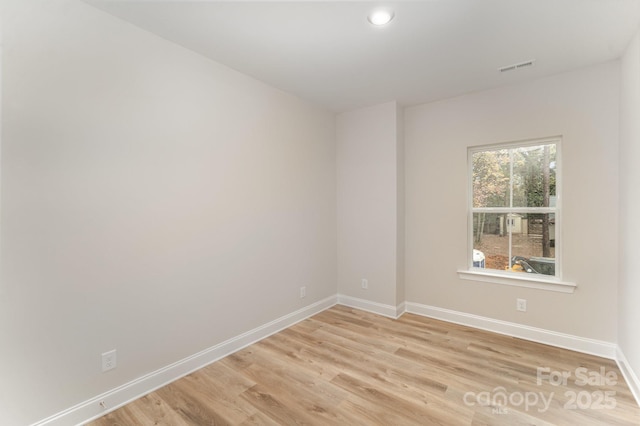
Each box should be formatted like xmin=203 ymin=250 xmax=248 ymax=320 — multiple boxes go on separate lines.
xmin=31 ymin=296 xmax=635 ymax=426
xmin=31 ymin=295 xmax=337 ymax=426
xmin=616 ymin=347 xmax=640 ymax=407
xmin=404 ymin=302 xmax=617 ymax=359
xmin=337 ymin=294 xmax=405 ymax=319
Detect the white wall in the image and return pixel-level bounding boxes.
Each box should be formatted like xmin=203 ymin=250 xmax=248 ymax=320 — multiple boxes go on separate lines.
xmin=336 ymin=101 xmax=404 ymax=308
xmin=0 ymin=1 xmax=336 ymax=424
xmin=396 ymin=106 xmax=405 ymax=305
xmin=619 ymin=29 xmax=640 ymax=387
xmin=2 ymin=1 xmax=637 ymax=423
xmin=405 ymin=62 xmax=620 ymax=341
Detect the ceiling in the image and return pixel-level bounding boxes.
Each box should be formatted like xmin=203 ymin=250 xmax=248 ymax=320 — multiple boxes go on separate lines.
xmin=86 ymin=0 xmax=640 ymax=112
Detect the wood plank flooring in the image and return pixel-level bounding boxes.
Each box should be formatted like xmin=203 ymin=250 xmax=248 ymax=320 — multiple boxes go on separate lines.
xmin=88 ymin=305 xmax=640 ymax=425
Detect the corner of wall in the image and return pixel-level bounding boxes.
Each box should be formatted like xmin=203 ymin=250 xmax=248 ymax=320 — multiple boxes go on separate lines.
xmin=336 ymin=101 xmax=405 ymax=307
xmin=618 ymin=27 xmax=640 ymax=407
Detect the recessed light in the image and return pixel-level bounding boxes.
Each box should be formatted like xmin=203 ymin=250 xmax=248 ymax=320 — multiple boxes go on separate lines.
xmin=368 ymin=9 xmax=394 ymax=26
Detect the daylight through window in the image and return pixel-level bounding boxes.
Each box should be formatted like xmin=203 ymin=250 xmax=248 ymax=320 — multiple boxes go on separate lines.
xmin=469 ymin=139 xmax=560 ymax=278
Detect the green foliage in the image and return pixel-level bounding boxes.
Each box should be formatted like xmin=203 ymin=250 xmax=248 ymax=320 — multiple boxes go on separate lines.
xmin=512 ymin=145 xmax=556 ymax=207
xmin=472 ymin=150 xmax=509 ymax=208
xmin=472 ymin=143 xmax=556 ymax=247
xmin=473 ymin=144 xmax=556 ymax=208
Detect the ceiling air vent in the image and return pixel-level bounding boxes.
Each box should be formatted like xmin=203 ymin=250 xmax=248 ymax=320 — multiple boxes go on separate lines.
xmin=499 ymin=60 xmax=535 ymax=73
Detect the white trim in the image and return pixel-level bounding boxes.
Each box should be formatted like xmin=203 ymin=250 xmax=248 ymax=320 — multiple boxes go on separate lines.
xmin=30 ymin=295 xmax=337 ymax=426
xmin=468 ymin=136 xmax=563 ymax=153
xmin=472 ymin=207 xmax=556 ymax=213
xmin=467 ymin=137 xmax=564 ymax=281
xmin=616 ymin=347 xmax=640 ymax=407
xmin=405 ymin=302 xmax=616 ymax=359
xmin=337 ymin=294 xmax=405 ymax=319
xmin=458 ymin=269 xmax=576 ymax=293
xmin=396 ymin=301 xmax=407 ymax=317
xmin=29 ymin=296 xmax=631 ymax=425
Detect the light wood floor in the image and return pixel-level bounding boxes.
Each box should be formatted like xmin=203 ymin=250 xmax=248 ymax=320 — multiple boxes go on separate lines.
xmin=89 ymin=305 xmax=640 ymax=425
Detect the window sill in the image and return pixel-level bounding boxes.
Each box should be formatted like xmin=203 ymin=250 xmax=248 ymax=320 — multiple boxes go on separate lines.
xmin=457 ymin=269 xmax=576 ymax=293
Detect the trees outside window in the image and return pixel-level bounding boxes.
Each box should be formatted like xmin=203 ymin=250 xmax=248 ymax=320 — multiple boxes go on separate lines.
xmin=469 ymin=139 xmax=559 ymax=276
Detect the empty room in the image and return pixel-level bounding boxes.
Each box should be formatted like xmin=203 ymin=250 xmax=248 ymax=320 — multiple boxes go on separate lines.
xmin=1 ymin=0 xmax=640 ymax=425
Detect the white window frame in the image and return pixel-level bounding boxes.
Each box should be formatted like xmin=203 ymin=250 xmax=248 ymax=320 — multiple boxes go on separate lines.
xmin=457 ymin=137 xmax=576 ymax=293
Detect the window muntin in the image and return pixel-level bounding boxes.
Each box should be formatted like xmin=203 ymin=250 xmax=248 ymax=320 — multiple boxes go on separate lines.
xmin=469 ymin=140 xmax=559 ymax=278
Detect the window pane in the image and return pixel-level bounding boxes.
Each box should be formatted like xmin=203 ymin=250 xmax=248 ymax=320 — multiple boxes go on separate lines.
xmin=512 ymin=144 xmax=557 ymax=208
xmin=473 ymin=213 xmax=509 ymax=270
xmin=473 ymin=213 xmax=556 ymax=276
xmin=513 ymin=212 xmax=556 ymax=260
xmin=472 ymin=149 xmax=510 ymax=207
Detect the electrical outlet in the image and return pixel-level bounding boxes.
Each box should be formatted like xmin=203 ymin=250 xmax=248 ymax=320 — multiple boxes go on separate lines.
xmin=516 ymin=298 xmax=527 ymax=312
xmin=300 ymin=286 xmax=306 ymax=298
xmin=361 ymin=279 xmax=368 ymax=289
xmin=102 ymin=349 xmax=117 ymax=372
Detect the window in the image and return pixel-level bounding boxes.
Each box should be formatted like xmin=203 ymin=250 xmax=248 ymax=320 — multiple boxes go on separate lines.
xmin=468 ymin=138 xmax=562 ymax=281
